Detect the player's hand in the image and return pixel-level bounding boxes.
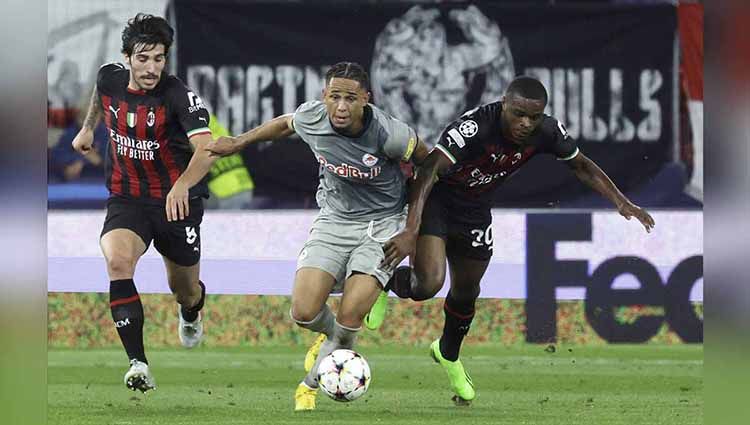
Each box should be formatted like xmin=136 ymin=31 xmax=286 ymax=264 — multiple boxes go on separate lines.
xmin=85 ymin=148 xmax=103 ymax=166
xmin=205 ymin=136 xmax=239 ymax=157
xmin=381 ymin=228 xmax=418 ymax=270
xmin=619 ymin=202 xmax=655 ymax=233
xmin=165 ymin=181 xmax=190 ymax=222
xmin=71 ymin=128 xmax=94 ymax=155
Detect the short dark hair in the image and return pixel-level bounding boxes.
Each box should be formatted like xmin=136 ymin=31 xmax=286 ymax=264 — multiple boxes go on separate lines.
xmin=121 ymin=13 xmax=174 ymax=56
xmin=325 ymin=62 xmax=371 ymax=92
xmin=506 ymin=76 xmax=548 ymax=104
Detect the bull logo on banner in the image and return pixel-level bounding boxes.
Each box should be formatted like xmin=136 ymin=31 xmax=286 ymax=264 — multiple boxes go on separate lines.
xmin=371 ymin=5 xmax=515 ymax=146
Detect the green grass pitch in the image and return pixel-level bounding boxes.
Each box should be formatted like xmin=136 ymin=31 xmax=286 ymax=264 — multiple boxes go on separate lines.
xmin=48 ymin=344 xmax=702 ymax=425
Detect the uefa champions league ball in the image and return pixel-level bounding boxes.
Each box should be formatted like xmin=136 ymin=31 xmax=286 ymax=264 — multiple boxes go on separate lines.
xmin=317 ymin=349 xmax=371 ymax=402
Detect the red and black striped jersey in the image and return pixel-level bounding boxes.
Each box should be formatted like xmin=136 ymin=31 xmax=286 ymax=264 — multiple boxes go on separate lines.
xmin=97 ymin=63 xmax=211 ymax=204
xmin=431 ymin=102 xmax=580 ymax=207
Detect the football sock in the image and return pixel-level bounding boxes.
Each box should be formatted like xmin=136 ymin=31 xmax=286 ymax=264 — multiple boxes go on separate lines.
xmin=439 ymin=291 xmax=476 ymax=362
xmin=292 ymin=304 xmax=335 ymax=338
xmin=303 ymin=320 xmax=360 ymax=388
xmin=110 ymin=279 xmax=147 ymax=364
xmin=180 ymin=280 xmax=205 ymax=322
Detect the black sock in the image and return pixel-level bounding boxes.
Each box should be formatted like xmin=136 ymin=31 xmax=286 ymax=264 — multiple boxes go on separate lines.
xmin=180 ymin=280 xmax=205 ymax=322
xmin=385 ymin=266 xmax=413 ymax=299
xmin=439 ymin=291 xmax=476 ymax=362
xmin=110 ymin=279 xmax=147 ymax=364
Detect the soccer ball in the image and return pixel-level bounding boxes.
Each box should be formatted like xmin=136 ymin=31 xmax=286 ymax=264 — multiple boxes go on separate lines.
xmin=317 ymin=349 xmax=371 ymax=402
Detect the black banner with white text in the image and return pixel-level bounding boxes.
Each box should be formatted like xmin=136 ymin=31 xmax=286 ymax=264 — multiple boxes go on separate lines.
xmin=173 ymin=0 xmax=677 ymax=207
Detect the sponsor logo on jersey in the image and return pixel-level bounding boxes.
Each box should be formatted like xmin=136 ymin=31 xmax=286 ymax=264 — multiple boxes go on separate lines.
xmin=317 ymin=154 xmax=382 ymax=180
xmin=109 ymin=129 xmax=160 ymax=150
xmin=468 ymin=167 xmax=505 ymax=187
xmin=109 ymin=129 xmax=161 ymax=160
xmin=187 ymin=91 xmax=206 ymax=113
xmin=459 ymin=120 xmax=479 ymax=138
xmin=362 ymin=153 xmax=379 ymax=167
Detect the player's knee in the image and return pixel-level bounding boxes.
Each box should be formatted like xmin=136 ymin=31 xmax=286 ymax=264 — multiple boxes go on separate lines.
xmin=335 ymin=312 xmax=362 ymax=330
xmin=334 ymin=303 xmax=364 ymax=329
xmin=451 ymin=284 xmax=481 ymax=304
xmin=290 ymin=304 xmax=320 ymax=324
xmin=412 ymin=267 xmax=444 ymax=301
xmin=105 ymin=254 xmax=136 ymax=278
xmin=410 ymin=289 xmax=434 ymax=302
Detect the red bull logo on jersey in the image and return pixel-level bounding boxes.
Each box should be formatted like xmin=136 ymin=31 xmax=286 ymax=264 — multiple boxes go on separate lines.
xmin=317 ymin=154 xmax=381 ymax=180
xmin=109 ymin=129 xmax=161 ymax=161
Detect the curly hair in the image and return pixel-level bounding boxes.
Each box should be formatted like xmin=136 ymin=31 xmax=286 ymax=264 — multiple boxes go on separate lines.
xmin=121 ymin=13 xmax=174 ymax=56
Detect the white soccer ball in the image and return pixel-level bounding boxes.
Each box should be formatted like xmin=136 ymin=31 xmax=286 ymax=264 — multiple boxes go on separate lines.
xmin=317 ymin=349 xmax=371 ymax=402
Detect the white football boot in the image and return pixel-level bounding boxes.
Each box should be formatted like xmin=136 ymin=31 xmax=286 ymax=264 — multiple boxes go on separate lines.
xmin=124 ymin=359 xmax=156 ymax=393
xmin=178 ymin=308 xmax=203 ymax=348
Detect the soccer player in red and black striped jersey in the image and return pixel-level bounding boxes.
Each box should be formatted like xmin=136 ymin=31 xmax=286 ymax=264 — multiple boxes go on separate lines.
xmin=71 ymin=13 xmax=216 ymax=393
xmin=379 ymin=76 xmax=656 ymax=405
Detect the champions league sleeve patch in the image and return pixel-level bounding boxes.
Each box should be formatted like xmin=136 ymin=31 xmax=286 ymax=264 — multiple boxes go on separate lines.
xmin=458 ymin=119 xmax=479 ymax=138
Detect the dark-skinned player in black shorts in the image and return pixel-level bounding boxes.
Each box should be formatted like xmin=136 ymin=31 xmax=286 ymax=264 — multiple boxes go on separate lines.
xmin=371 ymin=76 xmax=655 ymax=405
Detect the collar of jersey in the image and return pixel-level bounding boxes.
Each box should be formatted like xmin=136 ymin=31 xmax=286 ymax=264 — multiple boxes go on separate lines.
xmin=127 ymin=86 xmax=148 ymax=95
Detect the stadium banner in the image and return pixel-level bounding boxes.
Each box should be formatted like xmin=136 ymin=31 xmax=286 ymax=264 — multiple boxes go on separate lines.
xmin=48 ymin=210 xmax=702 ymax=299
xmin=48 ymin=210 xmax=703 ymax=343
xmin=172 ymin=1 xmax=677 ymax=207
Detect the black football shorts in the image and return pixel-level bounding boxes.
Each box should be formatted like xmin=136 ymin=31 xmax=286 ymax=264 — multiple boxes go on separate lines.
xmin=419 ymin=193 xmax=493 ymax=262
xmin=101 ymin=196 xmax=204 ymax=266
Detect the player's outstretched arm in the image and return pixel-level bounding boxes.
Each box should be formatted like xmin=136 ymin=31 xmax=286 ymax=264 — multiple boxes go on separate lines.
xmin=382 ymin=149 xmax=453 ymax=268
xmin=166 ymin=132 xmax=218 ymax=222
xmin=567 ymin=152 xmax=655 ymax=233
xmin=205 ymin=114 xmax=295 ymax=157
xmin=71 ymin=86 xmax=101 ymax=155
